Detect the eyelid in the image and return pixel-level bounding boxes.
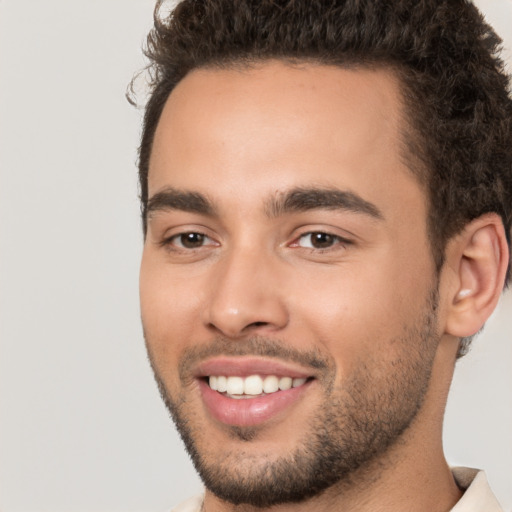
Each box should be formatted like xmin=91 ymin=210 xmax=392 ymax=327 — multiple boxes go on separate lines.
xmin=168 ymin=232 xmax=217 ymax=248
xmin=292 ymin=232 xmax=350 ymax=249
xmin=288 ymin=226 xmax=354 ymax=246
xmin=158 ymin=225 xmax=220 ymax=250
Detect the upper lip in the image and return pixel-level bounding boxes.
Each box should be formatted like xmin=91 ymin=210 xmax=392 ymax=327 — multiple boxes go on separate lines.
xmin=195 ymin=357 xmax=314 ymax=379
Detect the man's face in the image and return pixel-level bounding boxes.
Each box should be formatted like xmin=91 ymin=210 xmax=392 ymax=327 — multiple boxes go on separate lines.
xmin=140 ymin=62 xmax=441 ymax=505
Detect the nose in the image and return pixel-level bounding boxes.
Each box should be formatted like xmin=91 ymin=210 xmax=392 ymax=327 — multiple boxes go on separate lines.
xmin=202 ymin=248 xmax=289 ymax=338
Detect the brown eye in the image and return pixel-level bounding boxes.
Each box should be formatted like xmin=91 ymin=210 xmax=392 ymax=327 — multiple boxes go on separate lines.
xmin=174 ymin=232 xmax=208 ymax=249
xmin=310 ymin=233 xmax=336 ymax=248
xmin=297 ymin=232 xmax=339 ymax=249
xmin=180 ymin=233 xmax=205 ymax=248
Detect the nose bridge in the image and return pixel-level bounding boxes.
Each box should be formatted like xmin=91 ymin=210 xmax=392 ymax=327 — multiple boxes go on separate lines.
xmin=203 ymin=242 xmax=288 ymax=337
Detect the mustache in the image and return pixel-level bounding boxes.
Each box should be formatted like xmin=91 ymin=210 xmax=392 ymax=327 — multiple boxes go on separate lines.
xmin=178 ymin=336 xmax=333 ymax=383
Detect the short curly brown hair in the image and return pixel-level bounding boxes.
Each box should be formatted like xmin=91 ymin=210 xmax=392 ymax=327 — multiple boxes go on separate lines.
xmin=133 ymin=0 xmax=512 ymax=291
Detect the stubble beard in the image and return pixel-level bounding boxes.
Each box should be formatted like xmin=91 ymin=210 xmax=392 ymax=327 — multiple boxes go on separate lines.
xmin=146 ymin=289 xmax=440 ymax=508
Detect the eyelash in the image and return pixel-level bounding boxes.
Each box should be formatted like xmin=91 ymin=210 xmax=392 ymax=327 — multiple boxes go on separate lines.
xmin=160 ymin=230 xmax=352 ymax=254
xmin=290 ymin=231 xmax=352 ymax=252
xmin=161 ymin=231 xmax=217 ymax=251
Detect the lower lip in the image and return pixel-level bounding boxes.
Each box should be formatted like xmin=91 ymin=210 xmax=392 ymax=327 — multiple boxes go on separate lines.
xmin=199 ymin=379 xmax=311 ymax=427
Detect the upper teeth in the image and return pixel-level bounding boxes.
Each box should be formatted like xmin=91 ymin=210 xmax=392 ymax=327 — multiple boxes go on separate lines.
xmin=209 ymin=375 xmax=307 ymax=396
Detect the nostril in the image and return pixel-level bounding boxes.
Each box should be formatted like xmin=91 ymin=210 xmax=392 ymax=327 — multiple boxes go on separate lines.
xmin=248 ymin=321 xmax=268 ymax=329
xmin=239 ymin=321 xmax=270 ymax=334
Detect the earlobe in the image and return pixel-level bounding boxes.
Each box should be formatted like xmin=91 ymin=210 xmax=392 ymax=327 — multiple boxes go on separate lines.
xmin=444 ymin=214 xmax=509 ymax=338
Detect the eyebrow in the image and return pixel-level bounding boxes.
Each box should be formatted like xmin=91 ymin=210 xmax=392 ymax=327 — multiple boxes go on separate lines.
xmin=146 ymin=187 xmax=216 ymax=218
xmin=266 ymin=187 xmax=384 ymax=220
xmin=145 ymin=186 xmax=384 ymax=221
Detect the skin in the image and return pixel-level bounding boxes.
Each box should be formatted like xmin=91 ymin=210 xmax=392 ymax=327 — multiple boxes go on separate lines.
xmin=140 ymin=61 xmax=482 ymax=512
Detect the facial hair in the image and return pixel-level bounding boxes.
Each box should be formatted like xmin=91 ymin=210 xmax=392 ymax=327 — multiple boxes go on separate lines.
xmin=146 ymin=289 xmax=440 ymax=508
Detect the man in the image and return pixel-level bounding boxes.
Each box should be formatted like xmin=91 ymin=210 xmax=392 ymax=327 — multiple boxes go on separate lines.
xmin=135 ymin=0 xmax=512 ymax=510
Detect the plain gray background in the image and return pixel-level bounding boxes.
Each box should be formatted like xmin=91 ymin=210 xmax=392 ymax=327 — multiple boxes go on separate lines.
xmin=0 ymin=1 xmax=511 ymax=510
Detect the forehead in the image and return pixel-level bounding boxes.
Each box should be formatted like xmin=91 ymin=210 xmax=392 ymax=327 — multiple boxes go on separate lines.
xmin=149 ymin=61 xmax=424 ymax=218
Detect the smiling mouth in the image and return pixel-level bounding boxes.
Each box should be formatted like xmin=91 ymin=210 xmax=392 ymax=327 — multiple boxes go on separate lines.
xmin=208 ymin=374 xmax=310 ymax=398
xmin=199 ymin=373 xmax=314 ymax=426
xmin=193 ymin=356 xmax=318 ymax=426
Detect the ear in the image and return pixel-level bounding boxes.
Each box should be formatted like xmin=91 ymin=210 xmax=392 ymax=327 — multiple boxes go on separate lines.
xmin=443 ymin=213 xmax=509 ymax=338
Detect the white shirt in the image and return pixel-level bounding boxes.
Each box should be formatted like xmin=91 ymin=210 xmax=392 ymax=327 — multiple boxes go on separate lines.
xmin=171 ymin=468 xmax=503 ymax=512
xmin=451 ymin=467 xmax=503 ymax=512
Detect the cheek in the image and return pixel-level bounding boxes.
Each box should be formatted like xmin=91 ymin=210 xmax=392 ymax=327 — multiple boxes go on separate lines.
xmin=287 ymin=256 xmax=433 ymax=367
xmin=139 ymin=252 xmax=205 ymax=366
